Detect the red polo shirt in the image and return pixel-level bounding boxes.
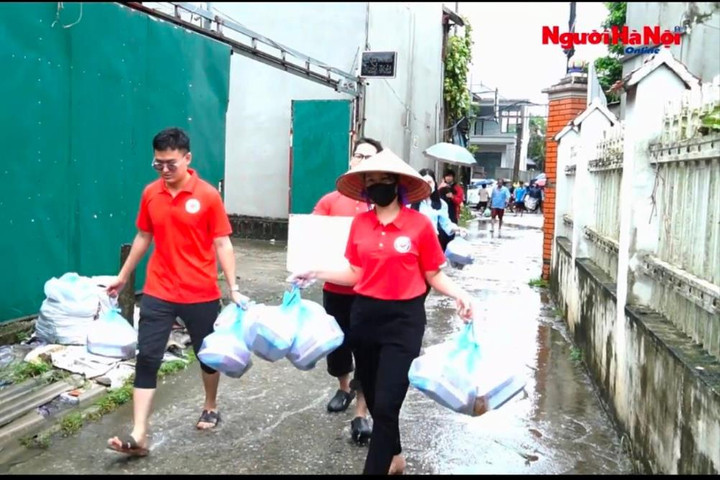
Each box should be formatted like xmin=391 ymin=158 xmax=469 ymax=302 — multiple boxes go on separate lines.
xmin=314 ymin=190 xmax=372 ymax=295
xmin=136 ymin=169 xmax=232 ymax=304
xmin=345 ymin=207 xmax=447 ymax=300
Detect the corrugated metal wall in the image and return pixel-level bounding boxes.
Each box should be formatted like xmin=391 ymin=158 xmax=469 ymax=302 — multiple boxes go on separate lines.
xmin=0 ymin=2 xmax=231 ymax=322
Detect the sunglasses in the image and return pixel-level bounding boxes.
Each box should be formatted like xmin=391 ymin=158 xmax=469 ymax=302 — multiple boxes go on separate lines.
xmin=151 ymin=160 xmax=179 ymax=172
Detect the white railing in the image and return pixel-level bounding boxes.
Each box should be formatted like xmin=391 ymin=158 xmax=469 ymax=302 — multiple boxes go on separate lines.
xmin=554 ymin=74 xmax=720 ymax=357
xmin=583 ymin=123 xmax=624 ymax=280
xmin=661 ymin=81 xmax=720 ymax=145
xmin=647 ymin=80 xmax=720 ymax=357
xmin=589 ymin=123 xmax=625 ymax=172
xmin=650 ymin=81 xmax=720 ymax=286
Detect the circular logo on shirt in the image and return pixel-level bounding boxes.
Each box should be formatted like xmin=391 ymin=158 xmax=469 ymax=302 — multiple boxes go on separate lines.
xmin=185 ymin=198 xmax=201 ymax=214
xmin=394 ymin=236 xmax=412 ymax=254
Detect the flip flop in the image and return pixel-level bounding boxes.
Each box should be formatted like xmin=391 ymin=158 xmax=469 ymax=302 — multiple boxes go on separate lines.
xmin=196 ymin=410 xmax=221 ymax=430
xmin=107 ymin=434 xmax=149 ymax=457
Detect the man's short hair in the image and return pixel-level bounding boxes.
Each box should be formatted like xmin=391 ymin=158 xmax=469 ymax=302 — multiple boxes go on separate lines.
xmin=354 ymin=137 xmax=383 ymax=154
xmin=153 ymin=127 xmax=191 ymax=153
xmin=443 ymin=168 xmax=456 ymax=178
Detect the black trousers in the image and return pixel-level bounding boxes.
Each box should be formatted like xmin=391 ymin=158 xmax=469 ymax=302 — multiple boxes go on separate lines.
xmin=349 ymin=294 xmax=426 ymax=475
xmin=438 ymin=228 xmax=454 ymax=253
xmin=135 ymin=294 xmax=220 ymax=389
xmin=323 ymin=290 xmax=358 ymax=382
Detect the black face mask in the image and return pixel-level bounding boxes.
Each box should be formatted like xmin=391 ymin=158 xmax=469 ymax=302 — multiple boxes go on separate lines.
xmin=366 ymin=182 xmax=398 ymax=207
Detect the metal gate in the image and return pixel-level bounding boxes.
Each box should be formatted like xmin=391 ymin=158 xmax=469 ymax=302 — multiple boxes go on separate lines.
xmin=289 ymin=100 xmax=353 ymax=214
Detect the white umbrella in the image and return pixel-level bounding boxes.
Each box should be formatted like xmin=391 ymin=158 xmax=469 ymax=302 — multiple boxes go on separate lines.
xmin=423 ymin=142 xmax=477 ymax=167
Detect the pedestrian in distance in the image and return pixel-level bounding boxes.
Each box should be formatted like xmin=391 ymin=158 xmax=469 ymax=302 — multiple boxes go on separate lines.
xmin=437 ymin=168 xmax=465 ymax=225
xmin=514 ymin=182 xmax=527 ymax=217
xmin=290 ymin=149 xmax=474 ymax=475
xmin=490 ymin=178 xmax=511 ymax=234
xmin=105 ymin=127 xmax=247 ymax=457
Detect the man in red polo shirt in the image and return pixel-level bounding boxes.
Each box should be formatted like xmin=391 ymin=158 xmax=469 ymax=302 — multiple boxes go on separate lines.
xmin=313 ymin=137 xmax=382 ymax=445
xmin=104 ymin=127 xmax=245 ymax=457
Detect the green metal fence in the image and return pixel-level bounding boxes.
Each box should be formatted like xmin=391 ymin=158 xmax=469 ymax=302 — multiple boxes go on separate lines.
xmin=0 ymin=2 xmax=231 ymax=322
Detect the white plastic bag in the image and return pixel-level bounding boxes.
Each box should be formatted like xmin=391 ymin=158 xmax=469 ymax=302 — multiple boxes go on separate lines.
xmin=36 ymin=273 xmax=105 ymax=345
xmin=247 ymin=290 xmax=301 ymax=362
xmin=408 ymin=323 xmax=526 ymax=417
xmin=198 ymin=303 xmax=253 ymax=378
xmin=286 ymin=297 xmax=344 ymax=371
xmin=445 ymin=237 xmax=474 ymax=267
xmin=86 ymin=308 xmax=137 ymax=359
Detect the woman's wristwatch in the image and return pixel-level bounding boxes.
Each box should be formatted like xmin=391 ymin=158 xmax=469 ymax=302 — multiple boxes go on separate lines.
xmin=231 ymin=285 xmax=240 ymax=293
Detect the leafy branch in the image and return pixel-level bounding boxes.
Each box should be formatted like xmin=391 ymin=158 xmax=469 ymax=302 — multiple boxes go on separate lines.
xmin=444 ymin=19 xmax=473 ymax=127
xmin=593 ymin=2 xmax=626 ymax=102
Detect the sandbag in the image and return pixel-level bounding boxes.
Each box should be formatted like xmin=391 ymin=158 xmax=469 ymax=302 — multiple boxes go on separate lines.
xmin=86 ymin=308 xmax=137 ymax=359
xmin=35 ymin=273 xmax=110 ymax=345
xmin=198 ymin=303 xmax=253 ymax=378
xmin=286 ymin=296 xmax=344 ymax=371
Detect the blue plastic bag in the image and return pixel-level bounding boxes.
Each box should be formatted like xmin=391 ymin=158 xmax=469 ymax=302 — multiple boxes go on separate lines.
xmin=408 ymin=323 xmax=526 ymax=417
xmin=198 ymin=304 xmax=253 ymax=378
xmin=286 ymin=296 xmax=344 ymax=371
xmin=248 ymin=288 xmax=301 ymax=362
xmin=86 ymin=308 xmax=137 ymax=359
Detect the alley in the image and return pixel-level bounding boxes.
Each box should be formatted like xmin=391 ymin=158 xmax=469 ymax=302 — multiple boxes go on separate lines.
xmin=7 ymin=218 xmax=633 ymax=475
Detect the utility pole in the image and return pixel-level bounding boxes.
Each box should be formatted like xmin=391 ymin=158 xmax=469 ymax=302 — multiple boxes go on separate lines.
xmin=512 ymin=106 xmax=526 ymax=183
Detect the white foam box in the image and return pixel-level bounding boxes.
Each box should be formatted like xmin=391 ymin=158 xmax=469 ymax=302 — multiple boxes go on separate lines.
xmin=286 ymin=214 xmax=353 ymax=273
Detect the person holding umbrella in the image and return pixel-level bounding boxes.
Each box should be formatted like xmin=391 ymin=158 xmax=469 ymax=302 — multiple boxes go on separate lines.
xmin=289 ymin=149 xmax=474 ymax=475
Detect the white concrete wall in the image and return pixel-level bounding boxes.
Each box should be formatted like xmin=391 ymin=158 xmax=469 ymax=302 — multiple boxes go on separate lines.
xmin=625 ymin=3 xmax=720 ymax=83
xmin=212 ymin=2 xmax=445 ymax=219
xmin=364 ymin=2 xmax=445 ymax=171
xmin=216 ymin=3 xmax=366 ymax=219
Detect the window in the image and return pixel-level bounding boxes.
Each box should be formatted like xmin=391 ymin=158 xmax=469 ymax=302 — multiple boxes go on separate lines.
xmin=500 ymin=108 xmax=522 ymax=134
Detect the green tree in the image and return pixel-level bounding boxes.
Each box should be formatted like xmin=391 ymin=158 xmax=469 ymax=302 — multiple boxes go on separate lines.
xmin=528 ymin=116 xmax=546 ymax=172
xmin=593 ymin=2 xmax=626 ymax=102
xmin=443 ymin=19 xmax=473 ymax=141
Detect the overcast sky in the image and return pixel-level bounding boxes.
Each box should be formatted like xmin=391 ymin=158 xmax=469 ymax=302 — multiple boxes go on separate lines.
xmin=451 ymin=2 xmax=610 ymax=112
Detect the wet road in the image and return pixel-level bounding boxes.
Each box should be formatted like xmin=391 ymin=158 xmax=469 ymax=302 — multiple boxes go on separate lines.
xmin=7 ymin=217 xmax=633 ymax=474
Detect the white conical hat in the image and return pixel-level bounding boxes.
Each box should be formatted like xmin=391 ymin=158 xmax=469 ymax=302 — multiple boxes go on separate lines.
xmin=336 ymin=149 xmax=431 ymax=204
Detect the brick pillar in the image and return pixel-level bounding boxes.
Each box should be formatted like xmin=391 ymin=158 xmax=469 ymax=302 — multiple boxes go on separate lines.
xmin=540 ymin=74 xmax=588 ymax=280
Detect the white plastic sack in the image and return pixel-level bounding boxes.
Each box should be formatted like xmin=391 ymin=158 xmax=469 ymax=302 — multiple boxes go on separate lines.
xmin=86 ymin=309 xmax=137 ymax=359
xmin=247 ymin=291 xmax=300 ymax=362
xmin=445 ymin=237 xmax=474 ymax=267
xmin=35 ymin=273 xmax=108 ymax=345
xmin=198 ymin=303 xmax=253 ymax=378
xmin=286 ymin=298 xmax=344 ymax=371
xmin=524 ymin=196 xmax=538 ymax=211
xmin=408 ymin=323 xmax=526 ymax=417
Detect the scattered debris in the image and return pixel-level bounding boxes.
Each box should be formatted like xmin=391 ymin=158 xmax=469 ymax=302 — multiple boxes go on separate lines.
xmin=50 ymin=346 xmax=119 ymax=379
xmin=24 ymin=344 xmax=66 ymax=365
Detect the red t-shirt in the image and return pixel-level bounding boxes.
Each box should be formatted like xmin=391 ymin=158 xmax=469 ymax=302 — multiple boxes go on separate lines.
xmin=345 ymin=207 xmax=446 ymax=300
xmin=313 ymin=190 xmax=372 ymax=295
xmin=136 ymin=169 xmax=232 ymax=304
xmin=450 ymin=183 xmax=465 ymax=217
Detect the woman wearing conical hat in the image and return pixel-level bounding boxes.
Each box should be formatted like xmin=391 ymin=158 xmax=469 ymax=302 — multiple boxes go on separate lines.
xmin=290 ymin=149 xmax=474 ymax=475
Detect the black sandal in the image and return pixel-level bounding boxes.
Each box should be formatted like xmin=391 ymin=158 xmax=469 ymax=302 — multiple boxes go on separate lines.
xmin=107 ymin=434 xmax=149 ymax=457
xmin=196 ymin=409 xmax=221 ymax=429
